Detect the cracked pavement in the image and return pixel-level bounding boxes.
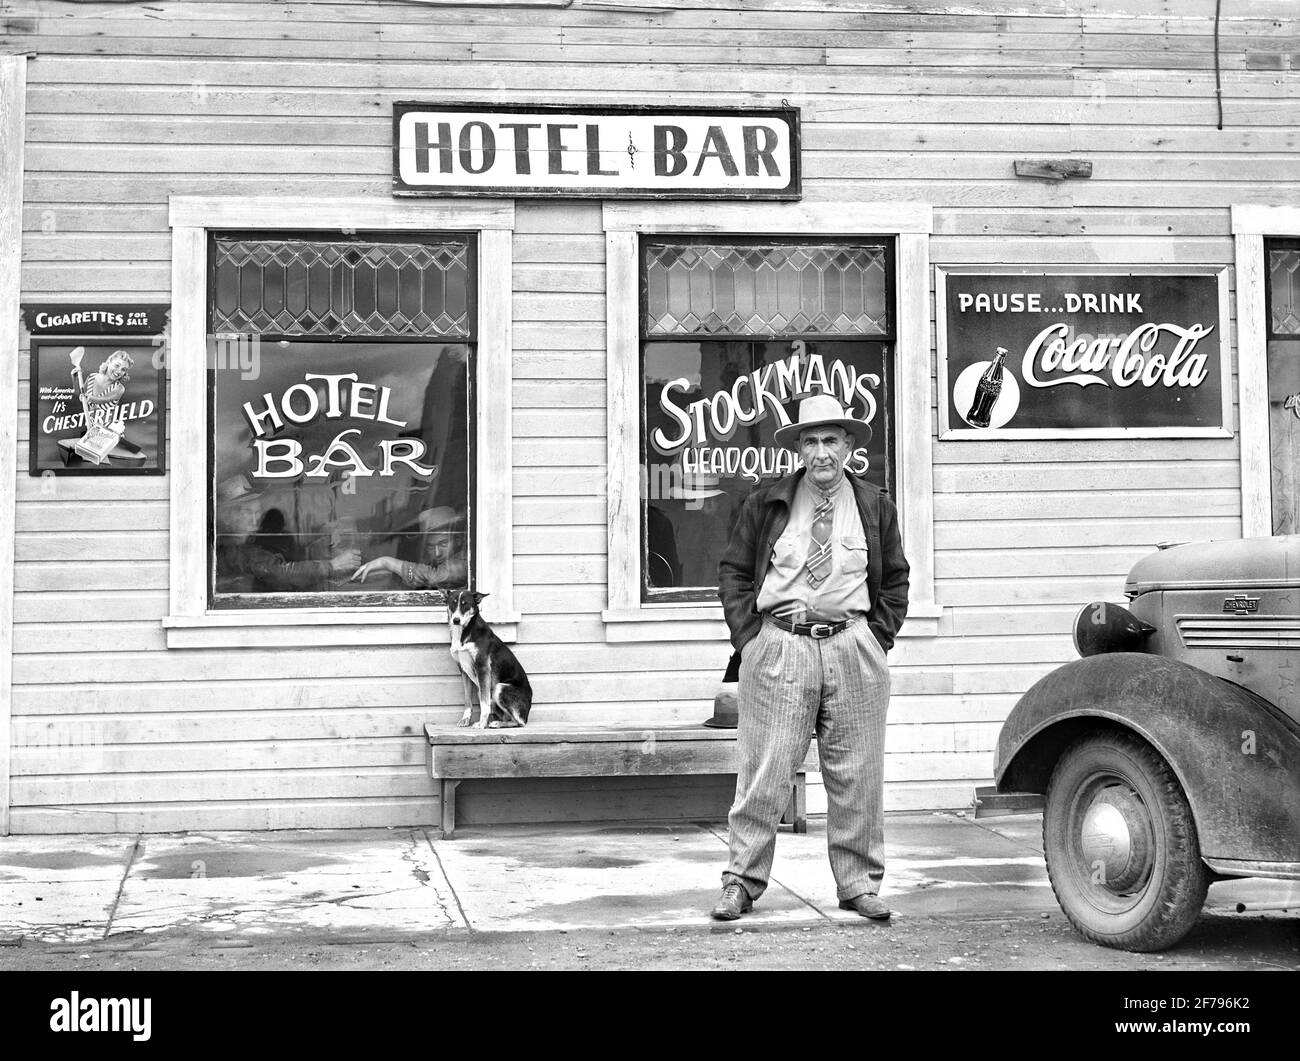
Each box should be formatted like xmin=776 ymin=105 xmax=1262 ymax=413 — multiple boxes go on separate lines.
xmin=0 ymin=828 xmax=461 ymax=942
xmin=0 ymin=814 xmax=1296 ymax=958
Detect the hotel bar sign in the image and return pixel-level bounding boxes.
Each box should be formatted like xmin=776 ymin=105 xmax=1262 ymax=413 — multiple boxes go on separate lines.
xmin=392 ymin=103 xmax=801 ymax=200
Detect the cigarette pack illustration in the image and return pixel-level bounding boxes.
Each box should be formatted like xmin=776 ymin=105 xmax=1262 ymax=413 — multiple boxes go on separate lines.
xmin=29 ymin=338 xmax=166 ymax=476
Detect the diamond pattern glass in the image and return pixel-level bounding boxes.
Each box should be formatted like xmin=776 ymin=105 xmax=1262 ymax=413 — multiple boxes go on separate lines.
xmin=1270 ymin=248 xmax=1300 ymax=336
xmin=644 ymin=242 xmax=889 ymax=337
xmin=212 ymin=237 xmax=471 ymax=339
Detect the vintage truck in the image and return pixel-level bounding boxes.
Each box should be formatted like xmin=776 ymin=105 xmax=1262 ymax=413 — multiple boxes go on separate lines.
xmin=992 ymin=536 xmax=1300 ymax=952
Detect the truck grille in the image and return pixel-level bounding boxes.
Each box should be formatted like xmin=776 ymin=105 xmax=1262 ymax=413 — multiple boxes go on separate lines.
xmin=1176 ymin=615 xmax=1300 ymax=649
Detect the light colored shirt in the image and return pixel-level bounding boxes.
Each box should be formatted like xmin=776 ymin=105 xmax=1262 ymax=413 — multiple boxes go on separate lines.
xmin=755 ymin=475 xmax=873 ymax=623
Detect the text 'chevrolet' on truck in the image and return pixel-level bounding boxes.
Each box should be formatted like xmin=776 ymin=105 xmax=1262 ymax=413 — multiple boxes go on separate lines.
xmin=992 ymin=536 xmax=1300 ymax=952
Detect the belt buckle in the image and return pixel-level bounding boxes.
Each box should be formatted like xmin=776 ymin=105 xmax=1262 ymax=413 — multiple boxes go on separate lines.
xmin=809 ymin=623 xmax=833 ymax=640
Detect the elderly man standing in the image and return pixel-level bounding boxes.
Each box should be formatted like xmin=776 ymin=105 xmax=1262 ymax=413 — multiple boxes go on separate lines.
xmin=712 ymin=393 xmax=910 ymax=922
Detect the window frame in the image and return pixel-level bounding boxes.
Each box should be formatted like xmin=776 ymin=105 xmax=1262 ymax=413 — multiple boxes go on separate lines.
xmin=204 ymin=230 xmax=477 ymax=611
xmin=164 ymin=196 xmax=518 ymax=648
xmin=603 ymin=200 xmax=939 ymax=643
xmin=1232 ymin=205 xmax=1300 ymax=538
xmin=1254 ymin=234 xmax=1300 ymax=536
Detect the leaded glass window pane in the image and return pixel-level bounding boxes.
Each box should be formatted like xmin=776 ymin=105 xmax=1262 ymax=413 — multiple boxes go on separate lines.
xmin=644 ymin=242 xmax=889 ymax=337
xmin=212 ymin=236 xmax=472 ymax=339
xmin=1270 ymin=247 xmax=1300 ymax=337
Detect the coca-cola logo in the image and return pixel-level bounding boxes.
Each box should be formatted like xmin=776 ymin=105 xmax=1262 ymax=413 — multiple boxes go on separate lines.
xmin=1022 ymin=322 xmax=1213 ymax=390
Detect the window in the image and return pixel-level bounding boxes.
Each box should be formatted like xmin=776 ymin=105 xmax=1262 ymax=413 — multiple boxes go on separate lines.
xmin=165 ymin=198 xmax=517 ymax=647
xmin=207 ymin=232 xmax=475 ymax=608
xmin=602 ymin=199 xmax=938 ymax=642
xmin=1265 ymin=239 xmax=1300 ymax=533
xmin=641 ymin=239 xmax=895 ymax=602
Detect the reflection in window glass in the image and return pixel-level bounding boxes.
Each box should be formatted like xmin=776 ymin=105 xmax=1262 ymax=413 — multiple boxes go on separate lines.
xmin=211 ymin=342 xmax=471 ymax=603
xmin=1267 ymin=241 xmax=1300 ymax=534
xmin=1267 ymin=339 xmax=1300 ymax=534
xmin=642 ymin=339 xmax=892 ymax=601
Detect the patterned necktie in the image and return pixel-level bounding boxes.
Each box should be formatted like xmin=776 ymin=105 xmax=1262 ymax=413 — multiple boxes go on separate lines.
xmin=804 ymin=491 xmax=834 ymax=587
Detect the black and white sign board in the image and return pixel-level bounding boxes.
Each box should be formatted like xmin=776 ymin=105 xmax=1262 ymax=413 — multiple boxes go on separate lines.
xmin=937 ymin=267 xmax=1232 ymax=439
xmin=393 ymin=103 xmax=801 ymax=200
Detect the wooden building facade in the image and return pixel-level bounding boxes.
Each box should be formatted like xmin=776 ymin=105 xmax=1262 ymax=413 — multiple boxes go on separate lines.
xmin=2 ymin=0 xmax=1299 ymax=833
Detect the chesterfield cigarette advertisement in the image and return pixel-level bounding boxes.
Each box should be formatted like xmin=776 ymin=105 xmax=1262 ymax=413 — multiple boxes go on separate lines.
xmin=937 ymin=267 xmax=1232 ymax=439
xmin=29 ymin=339 xmax=166 ymax=475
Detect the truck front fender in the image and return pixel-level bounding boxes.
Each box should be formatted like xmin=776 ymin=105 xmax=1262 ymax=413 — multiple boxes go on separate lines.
xmin=995 ymin=653 xmax=1300 ymax=867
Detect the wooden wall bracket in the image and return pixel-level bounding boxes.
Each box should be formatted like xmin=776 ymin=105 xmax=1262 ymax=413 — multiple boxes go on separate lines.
xmin=1014 ymin=158 xmax=1093 ymax=181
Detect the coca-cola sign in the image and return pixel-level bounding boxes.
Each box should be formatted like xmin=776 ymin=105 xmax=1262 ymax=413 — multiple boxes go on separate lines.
xmin=937 ymin=268 xmax=1231 ymax=438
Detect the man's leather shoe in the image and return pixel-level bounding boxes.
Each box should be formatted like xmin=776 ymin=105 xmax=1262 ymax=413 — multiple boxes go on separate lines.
xmin=711 ymin=882 xmax=753 ymax=921
xmin=839 ymin=893 xmax=891 ymax=920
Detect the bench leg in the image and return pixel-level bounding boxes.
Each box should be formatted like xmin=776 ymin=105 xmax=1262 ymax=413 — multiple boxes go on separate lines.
xmin=780 ymin=774 xmax=808 ymax=833
xmin=792 ymin=773 xmax=807 ymax=834
xmin=440 ymin=779 xmax=462 ymax=839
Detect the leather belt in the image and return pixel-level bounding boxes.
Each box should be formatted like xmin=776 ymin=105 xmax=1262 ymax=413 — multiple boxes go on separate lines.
xmin=765 ymin=614 xmax=858 ymax=640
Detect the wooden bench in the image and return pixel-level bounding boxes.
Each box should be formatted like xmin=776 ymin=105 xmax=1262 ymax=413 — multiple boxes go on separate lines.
xmin=424 ymin=720 xmax=819 ymax=838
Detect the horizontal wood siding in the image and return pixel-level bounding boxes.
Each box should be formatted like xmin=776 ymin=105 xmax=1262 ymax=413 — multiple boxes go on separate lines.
xmin=5 ymin=0 xmax=1294 ymax=830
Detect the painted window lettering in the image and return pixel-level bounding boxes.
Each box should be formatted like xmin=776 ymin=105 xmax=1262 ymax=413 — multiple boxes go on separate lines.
xmin=242 ymin=373 xmax=437 ymax=479
xmin=652 ymin=346 xmax=879 ymax=454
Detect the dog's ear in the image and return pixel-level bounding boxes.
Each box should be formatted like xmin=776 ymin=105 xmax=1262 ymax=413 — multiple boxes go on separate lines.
xmin=473 ymin=591 xmax=489 ymax=604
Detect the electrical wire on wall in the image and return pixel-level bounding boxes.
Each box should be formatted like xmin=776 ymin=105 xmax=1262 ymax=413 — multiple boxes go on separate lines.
xmin=1215 ymin=0 xmax=1225 ymax=130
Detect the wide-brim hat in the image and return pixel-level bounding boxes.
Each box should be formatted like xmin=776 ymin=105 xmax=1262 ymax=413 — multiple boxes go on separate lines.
xmin=703 ymin=651 xmax=743 ymax=728
xmin=215 ymin=473 xmax=264 ymax=506
xmin=402 ymin=505 xmax=465 ymax=534
xmin=666 ymin=472 xmax=724 ymax=502
xmin=773 ymin=393 xmax=872 ymax=451
xmin=703 ymin=683 xmax=739 ymax=729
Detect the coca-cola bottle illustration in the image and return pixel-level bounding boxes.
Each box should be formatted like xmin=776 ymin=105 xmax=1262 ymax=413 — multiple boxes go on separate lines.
xmin=966 ymin=347 xmax=1008 ymax=428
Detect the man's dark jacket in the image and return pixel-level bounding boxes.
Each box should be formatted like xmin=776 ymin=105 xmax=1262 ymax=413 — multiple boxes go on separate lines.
xmin=717 ymin=470 xmax=910 ymax=655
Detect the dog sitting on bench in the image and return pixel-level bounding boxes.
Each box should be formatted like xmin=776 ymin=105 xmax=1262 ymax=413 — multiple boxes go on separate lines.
xmin=447 ymin=589 xmax=533 ymax=728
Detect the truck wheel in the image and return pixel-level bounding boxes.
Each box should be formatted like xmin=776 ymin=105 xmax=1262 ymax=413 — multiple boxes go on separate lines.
xmin=1043 ymin=730 xmax=1209 ymax=952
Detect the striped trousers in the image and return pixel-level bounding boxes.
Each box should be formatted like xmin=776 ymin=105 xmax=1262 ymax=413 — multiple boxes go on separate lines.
xmin=722 ymin=616 xmax=891 ymax=902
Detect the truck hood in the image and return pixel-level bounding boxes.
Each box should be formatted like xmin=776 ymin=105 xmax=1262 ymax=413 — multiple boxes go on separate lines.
xmin=1126 ymin=535 xmax=1300 ymax=597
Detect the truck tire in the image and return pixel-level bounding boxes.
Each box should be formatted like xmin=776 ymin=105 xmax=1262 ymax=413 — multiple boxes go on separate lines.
xmin=1043 ymin=729 xmax=1209 ymax=952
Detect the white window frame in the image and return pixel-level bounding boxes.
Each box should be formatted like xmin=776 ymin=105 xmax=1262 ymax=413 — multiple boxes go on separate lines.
xmin=1232 ymin=204 xmax=1300 ymax=538
xmin=163 ymin=196 xmax=519 ymax=648
xmin=602 ymin=201 xmax=939 ymax=643
xmin=1 ymin=55 xmax=27 ymax=833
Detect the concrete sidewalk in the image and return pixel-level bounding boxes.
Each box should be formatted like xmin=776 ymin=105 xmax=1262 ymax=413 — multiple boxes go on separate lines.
xmin=1 ymin=812 xmax=1294 ymax=944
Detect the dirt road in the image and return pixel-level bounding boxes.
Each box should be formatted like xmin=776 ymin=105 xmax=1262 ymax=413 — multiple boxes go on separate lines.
xmin=3 ymin=909 xmax=1295 ymax=972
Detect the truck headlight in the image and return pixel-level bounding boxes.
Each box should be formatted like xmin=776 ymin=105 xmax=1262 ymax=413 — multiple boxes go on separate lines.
xmin=1073 ymin=601 xmax=1156 ymax=657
